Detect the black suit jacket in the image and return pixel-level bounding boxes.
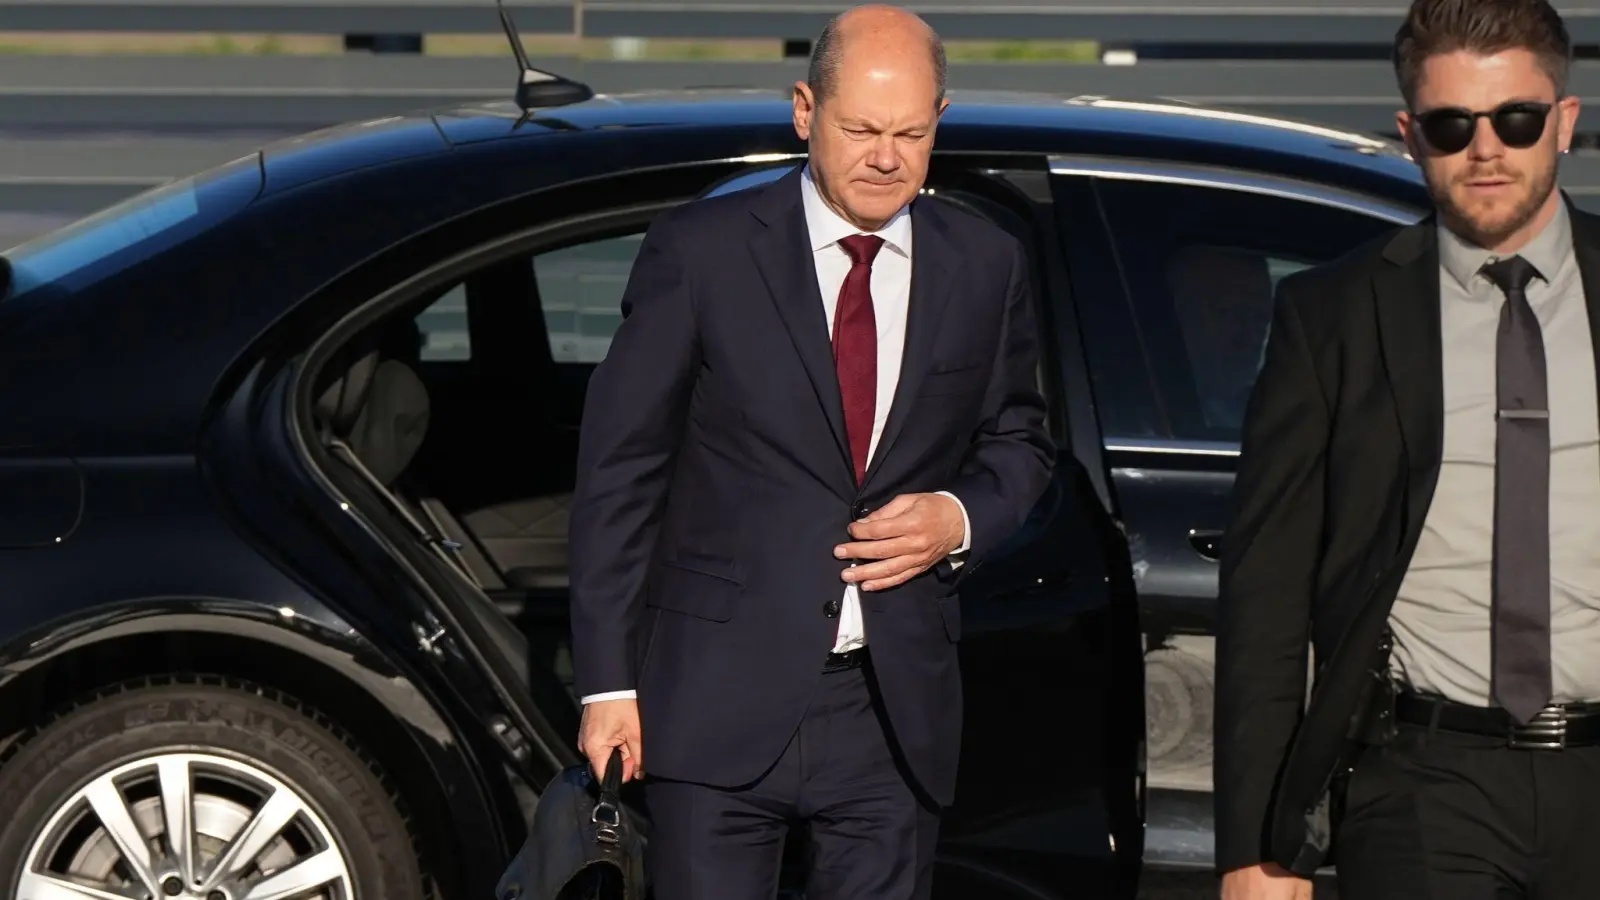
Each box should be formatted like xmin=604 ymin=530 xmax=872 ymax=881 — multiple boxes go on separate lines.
xmin=1215 ymin=195 xmax=1600 ymax=875
xmin=567 ymin=166 xmax=1054 ymax=805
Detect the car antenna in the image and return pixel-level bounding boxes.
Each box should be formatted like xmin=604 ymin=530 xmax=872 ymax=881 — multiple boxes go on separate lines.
xmin=496 ymin=0 xmax=595 ymax=111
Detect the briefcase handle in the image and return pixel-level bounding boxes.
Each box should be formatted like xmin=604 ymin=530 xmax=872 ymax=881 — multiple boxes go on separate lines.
xmin=591 ymin=747 xmax=625 ymax=845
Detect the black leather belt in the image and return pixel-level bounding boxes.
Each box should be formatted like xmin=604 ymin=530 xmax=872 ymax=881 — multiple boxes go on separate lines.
xmin=1395 ymin=691 xmax=1600 ymax=750
xmin=823 ymin=648 xmax=867 ymax=673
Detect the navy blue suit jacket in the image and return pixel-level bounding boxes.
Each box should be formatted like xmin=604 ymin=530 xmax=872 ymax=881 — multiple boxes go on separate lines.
xmin=568 ymin=166 xmax=1054 ymax=805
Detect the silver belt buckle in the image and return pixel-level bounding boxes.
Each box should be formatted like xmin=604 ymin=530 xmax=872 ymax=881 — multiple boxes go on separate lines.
xmin=1508 ymin=704 xmax=1568 ymax=750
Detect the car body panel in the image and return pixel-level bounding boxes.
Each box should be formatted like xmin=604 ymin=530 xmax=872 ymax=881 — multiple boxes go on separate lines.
xmin=0 ymin=448 xmax=83 ymax=548
xmin=0 ymin=448 xmax=519 ymax=892
xmin=0 ymin=155 xmax=266 ymax=456
xmin=260 ymin=113 xmax=451 ymax=197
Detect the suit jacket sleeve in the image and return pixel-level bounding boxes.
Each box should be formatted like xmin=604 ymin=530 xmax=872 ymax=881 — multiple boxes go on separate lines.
xmin=944 ymin=237 xmax=1056 ymax=565
xmin=1213 ymin=278 xmax=1328 ymax=873
xmin=567 ymin=212 xmax=699 ymax=699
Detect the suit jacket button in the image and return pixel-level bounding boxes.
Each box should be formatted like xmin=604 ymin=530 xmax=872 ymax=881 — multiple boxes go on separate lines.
xmin=852 ymin=503 xmax=870 ymax=520
xmin=823 ymin=599 xmax=841 ymax=618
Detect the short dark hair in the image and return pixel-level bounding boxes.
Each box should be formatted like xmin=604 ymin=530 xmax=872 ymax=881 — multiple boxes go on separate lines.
xmin=1392 ymin=0 xmax=1573 ymax=106
xmin=806 ymin=12 xmax=948 ymax=108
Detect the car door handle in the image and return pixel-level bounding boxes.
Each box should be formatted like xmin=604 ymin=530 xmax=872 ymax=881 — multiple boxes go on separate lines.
xmin=1188 ymin=529 xmax=1223 ymax=562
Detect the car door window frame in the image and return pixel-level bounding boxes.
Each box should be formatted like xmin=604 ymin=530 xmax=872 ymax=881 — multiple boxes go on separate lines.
xmin=1048 ymin=155 xmax=1424 ymax=462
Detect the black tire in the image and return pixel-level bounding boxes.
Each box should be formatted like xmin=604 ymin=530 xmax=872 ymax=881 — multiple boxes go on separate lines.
xmin=0 ymin=676 xmax=428 ymax=900
xmin=1143 ymin=645 xmax=1214 ymax=774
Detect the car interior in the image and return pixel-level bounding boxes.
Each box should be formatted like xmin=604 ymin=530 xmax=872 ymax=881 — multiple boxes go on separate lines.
xmin=307 ymin=229 xmax=645 ymax=704
xmin=309 ymin=313 xmax=538 ymax=688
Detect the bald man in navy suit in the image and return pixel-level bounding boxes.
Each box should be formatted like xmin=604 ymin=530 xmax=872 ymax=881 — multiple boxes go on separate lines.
xmin=568 ymin=6 xmax=1054 ymax=898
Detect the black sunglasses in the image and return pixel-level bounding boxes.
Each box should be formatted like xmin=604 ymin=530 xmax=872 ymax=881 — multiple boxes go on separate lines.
xmin=1412 ymin=101 xmax=1553 ymax=154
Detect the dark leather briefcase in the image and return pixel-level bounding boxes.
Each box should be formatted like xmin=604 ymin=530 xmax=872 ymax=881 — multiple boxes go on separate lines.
xmin=495 ymin=747 xmax=648 ymax=900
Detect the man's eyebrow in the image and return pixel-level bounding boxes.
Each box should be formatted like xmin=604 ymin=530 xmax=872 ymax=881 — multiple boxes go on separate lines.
xmin=839 ymin=118 xmax=933 ymax=132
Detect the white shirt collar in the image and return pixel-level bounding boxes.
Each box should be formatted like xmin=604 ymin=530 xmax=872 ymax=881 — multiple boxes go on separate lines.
xmin=799 ymin=164 xmax=912 ymax=258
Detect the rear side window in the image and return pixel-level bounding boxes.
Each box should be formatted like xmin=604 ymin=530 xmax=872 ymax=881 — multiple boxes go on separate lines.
xmin=416 ymin=284 xmax=471 ymax=361
xmin=524 ymin=161 xmax=798 ymax=365
xmin=1092 ymin=176 xmax=1409 ymax=444
xmin=2 ymin=154 xmax=263 ymax=301
xmin=534 ymin=233 xmax=643 ymax=364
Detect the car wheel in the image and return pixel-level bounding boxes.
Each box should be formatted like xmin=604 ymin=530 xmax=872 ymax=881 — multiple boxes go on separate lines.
xmin=0 ymin=677 xmax=427 ymax=900
xmin=1143 ymin=642 xmax=1214 ymax=779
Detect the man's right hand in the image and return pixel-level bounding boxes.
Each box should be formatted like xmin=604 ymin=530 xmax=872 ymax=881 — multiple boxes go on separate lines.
xmin=578 ymin=697 xmax=644 ymax=784
xmin=1220 ymin=864 xmax=1313 ymax=900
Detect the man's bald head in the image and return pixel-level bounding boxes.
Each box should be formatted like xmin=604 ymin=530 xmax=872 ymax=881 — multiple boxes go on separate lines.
xmin=806 ymin=4 xmax=948 ymax=109
xmin=791 ymin=3 xmax=949 ymax=230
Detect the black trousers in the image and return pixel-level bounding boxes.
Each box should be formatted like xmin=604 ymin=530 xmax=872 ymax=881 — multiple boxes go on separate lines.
xmin=643 ymin=657 xmax=941 ymax=900
xmin=1335 ymin=719 xmax=1600 ymax=899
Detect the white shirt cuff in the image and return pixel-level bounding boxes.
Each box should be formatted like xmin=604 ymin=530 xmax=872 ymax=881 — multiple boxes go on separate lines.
xmin=581 ymin=690 xmax=637 ymax=704
xmin=935 ymin=490 xmax=971 ymax=568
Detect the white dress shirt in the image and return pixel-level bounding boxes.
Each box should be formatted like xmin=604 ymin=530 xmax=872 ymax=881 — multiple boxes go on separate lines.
xmin=797 ymin=165 xmax=971 ymax=653
xmin=580 ymin=165 xmax=971 ymax=703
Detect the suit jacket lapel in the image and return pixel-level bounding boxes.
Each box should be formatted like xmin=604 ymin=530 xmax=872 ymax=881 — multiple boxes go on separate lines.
xmin=1373 ymin=217 xmax=1444 ymax=542
xmin=863 ymin=196 xmax=957 ymax=487
xmin=747 ymin=168 xmax=855 ymax=489
xmin=1561 ymin=195 xmax=1600 ymax=431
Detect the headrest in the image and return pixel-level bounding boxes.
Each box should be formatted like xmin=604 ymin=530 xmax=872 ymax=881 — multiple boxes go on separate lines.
xmin=314 ymin=349 xmax=380 ymax=436
xmin=1165 ymin=246 xmax=1276 ymax=429
xmin=1165 ymin=245 xmax=1276 ymax=353
xmin=346 ymin=359 xmax=431 ymax=487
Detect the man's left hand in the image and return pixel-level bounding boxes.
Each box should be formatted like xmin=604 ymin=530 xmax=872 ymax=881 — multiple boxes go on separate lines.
xmin=834 ymin=493 xmax=966 ymax=591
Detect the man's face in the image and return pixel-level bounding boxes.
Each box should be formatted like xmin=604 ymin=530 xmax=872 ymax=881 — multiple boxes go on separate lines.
xmin=793 ymin=48 xmax=948 ymax=231
xmin=1398 ymin=48 xmax=1578 ymax=250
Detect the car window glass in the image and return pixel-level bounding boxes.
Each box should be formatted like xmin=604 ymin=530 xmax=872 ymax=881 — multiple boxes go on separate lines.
xmin=535 ymin=233 xmax=643 ymax=364
xmin=2 ymin=155 xmax=262 ymax=300
xmin=701 ymin=163 xmax=798 ymax=198
xmin=1050 ymin=174 xmax=1169 ymax=443
xmin=1094 ymin=177 xmax=1404 ymax=444
xmin=416 ymin=283 xmax=470 ymax=361
xmin=1165 ymin=244 xmax=1316 ymax=436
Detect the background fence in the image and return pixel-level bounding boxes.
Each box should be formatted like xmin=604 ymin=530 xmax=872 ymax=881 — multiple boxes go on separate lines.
xmin=7 ymin=0 xmax=1600 ymax=248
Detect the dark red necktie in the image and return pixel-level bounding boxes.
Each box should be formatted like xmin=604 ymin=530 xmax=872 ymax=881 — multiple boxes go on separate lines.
xmin=833 ymin=234 xmax=884 ymax=484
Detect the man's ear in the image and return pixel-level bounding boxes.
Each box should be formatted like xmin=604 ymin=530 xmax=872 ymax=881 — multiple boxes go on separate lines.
xmin=1558 ymin=94 xmax=1581 ymax=154
xmin=794 ymin=81 xmax=818 ymax=140
xmin=1396 ymin=108 xmax=1421 ymax=160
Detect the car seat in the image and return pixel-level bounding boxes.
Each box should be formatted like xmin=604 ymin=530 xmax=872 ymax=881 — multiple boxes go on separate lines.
xmin=312 ymin=340 xmax=532 ymax=686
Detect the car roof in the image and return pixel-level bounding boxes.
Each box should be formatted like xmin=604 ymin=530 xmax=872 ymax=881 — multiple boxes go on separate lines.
xmin=255 ymin=86 xmax=1422 ymax=200
xmin=423 ymin=87 xmax=1422 ymax=183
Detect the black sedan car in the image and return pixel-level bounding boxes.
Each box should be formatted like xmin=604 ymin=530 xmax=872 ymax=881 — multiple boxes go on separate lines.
xmin=0 ymin=62 xmax=1429 ymax=900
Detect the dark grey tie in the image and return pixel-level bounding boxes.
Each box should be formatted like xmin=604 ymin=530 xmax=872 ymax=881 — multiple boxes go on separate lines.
xmin=1483 ymin=254 xmax=1552 ymax=724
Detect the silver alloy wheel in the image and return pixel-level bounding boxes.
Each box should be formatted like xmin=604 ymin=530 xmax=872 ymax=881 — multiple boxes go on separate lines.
xmin=16 ymin=751 xmax=355 ymax=900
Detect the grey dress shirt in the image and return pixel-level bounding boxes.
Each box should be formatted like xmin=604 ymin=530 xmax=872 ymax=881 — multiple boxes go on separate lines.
xmin=1388 ymin=202 xmax=1600 ymax=706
